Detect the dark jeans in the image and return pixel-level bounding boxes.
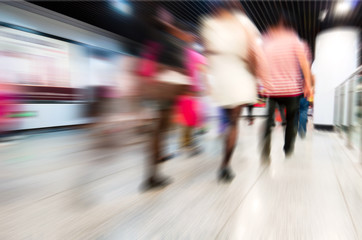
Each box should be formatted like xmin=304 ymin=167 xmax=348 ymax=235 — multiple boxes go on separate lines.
xmin=219 ymin=108 xmax=230 ymax=133
xmin=297 ymin=97 xmax=309 ymax=137
xmin=262 ymin=96 xmax=301 ymax=156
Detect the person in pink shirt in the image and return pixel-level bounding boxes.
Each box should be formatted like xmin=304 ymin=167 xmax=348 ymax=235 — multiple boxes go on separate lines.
xmin=176 ymin=36 xmax=207 ymax=154
xmin=260 ymin=11 xmax=312 ymax=160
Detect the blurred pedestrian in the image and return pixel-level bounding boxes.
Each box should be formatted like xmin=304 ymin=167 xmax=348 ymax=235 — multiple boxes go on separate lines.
xmin=201 ymin=2 xmax=265 ymax=181
xmin=137 ymin=8 xmax=191 ymax=190
xmin=260 ymin=10 xmax=312 ymax=160
xmin=176 ymin=33 xmax=207 ymax=155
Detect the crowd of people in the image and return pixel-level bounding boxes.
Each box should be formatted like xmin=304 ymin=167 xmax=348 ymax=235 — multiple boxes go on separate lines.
xmin=0 ymin=2 xmax=316 ymax=192
xmin=135 ymin=2 xmax=314 ymax=190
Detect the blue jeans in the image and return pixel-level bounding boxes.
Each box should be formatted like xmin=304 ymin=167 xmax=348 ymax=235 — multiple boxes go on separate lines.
xmin=298 ymin=98 xmax=309 ymax=137
xmin=219 ymin=108 xmax=230 ymax=133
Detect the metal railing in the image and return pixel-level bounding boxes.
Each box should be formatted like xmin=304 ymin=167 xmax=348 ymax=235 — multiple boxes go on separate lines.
xmin=334 ymin=65 xmax=362 ymax=152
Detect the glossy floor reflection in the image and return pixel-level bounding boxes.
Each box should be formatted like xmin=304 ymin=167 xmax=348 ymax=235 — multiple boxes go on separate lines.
xmin=0 ymin=118 xmax=361 ymax=240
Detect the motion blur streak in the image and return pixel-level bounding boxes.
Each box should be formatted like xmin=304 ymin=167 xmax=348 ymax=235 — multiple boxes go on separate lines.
xmin=0 ymin=1 xmax=361 ymax=239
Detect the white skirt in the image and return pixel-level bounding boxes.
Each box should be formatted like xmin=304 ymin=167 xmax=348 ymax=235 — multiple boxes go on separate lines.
xmin=207 ymin=55 xmax=257 ymax=108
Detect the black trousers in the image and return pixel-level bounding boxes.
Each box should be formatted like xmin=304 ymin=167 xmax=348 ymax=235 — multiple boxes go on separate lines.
xmin=276 ymin=103 xmax=286 ymax=124
xmin=262 ymin=96 xmax=301 ymax=155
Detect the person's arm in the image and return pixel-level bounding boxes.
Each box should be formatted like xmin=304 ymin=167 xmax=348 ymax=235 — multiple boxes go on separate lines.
xmin=157 ymin=19 xmax=191 ymax=42
xmin=251 ymin=40 xmax=269 ymax=81
xmin=297 ymin=43 xmax=312 ymax=98
xmin=254 ymin=35 xmax=272 ymax=95
xmin=239 ymin=17 xmax=269 ymax=82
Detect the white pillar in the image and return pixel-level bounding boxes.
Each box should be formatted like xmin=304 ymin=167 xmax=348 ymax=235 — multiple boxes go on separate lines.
xmin=313 ymin=27 xmax=359 ymax=127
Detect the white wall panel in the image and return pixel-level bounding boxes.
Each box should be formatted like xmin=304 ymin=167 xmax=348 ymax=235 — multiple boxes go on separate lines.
xmin=313 ymin=28 xmax=359 ymax=126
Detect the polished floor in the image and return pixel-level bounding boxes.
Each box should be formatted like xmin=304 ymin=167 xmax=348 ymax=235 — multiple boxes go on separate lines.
xmin=0 ymin=118 xmax=361 ymax=240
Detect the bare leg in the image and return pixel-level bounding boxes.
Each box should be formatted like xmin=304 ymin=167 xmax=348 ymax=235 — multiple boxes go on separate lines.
xmin=181 ymin=126 xmax=192 ymax=148
xmin=219 ymin=105 xmax=243 ymax=181
xmin=144 ymin=105 xmax=173 ymax=189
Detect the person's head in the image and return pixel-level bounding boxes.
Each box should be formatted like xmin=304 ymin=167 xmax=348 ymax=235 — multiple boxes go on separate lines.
xmin=212 ymin=0 xmax=243 ymax=15
xmin=269 ymin=10 xmax=295 ymax=30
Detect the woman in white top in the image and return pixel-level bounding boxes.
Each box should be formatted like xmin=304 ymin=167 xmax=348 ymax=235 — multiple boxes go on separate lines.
xmin=201 ymin=2 xmax=265 ymax=181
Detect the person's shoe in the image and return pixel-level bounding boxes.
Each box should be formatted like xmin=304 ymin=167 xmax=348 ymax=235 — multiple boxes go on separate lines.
xmin=142 ymin=176 xmax=171 ymax=191
xmin=218 ymin=168 xmax=235 ymax=182
xmin=260 ymin=153 xmax=271 ymax=165
xmin=284 ymin=149 xmax=294 ymax=158
xmin=197 ymin=128 xmax=207 ymax=135
xmin=159 ymin=154 xmax=175 ymax=163
xmin=261 ymin=142 xmax=271 ymax=160
xmin=190 ymin=147 xmax=202 ymax=157
xmin=299 ymin=130 xmax=306 ymax=139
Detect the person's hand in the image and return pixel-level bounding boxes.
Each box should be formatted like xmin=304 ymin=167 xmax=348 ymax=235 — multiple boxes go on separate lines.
xmin=304 ymin=86 xmax=312 ymax=98
xmin=258 ymin=88 xmax=266 ymax=96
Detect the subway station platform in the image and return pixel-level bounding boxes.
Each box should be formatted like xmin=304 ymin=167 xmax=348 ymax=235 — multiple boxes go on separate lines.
xmin=0 ymin=118 xmax=361 ymax=240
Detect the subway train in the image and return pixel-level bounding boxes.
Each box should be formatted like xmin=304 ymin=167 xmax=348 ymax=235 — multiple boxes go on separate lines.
xmin=0 ymin=1 xmax=145 ymax=131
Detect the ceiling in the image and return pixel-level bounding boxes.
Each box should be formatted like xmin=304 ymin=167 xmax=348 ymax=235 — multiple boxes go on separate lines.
xmin=29 ymin=1 xmax=361 ymax=58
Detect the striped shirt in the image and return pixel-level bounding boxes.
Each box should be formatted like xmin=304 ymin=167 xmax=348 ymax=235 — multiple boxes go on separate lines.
xmin=262 ymin=30 xmax=305 ymax=97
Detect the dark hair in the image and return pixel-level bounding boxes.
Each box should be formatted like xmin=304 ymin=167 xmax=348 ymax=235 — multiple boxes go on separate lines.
xmin=212 ymin=0 xmax=238 ymax=12
xmin=269 ymin=10 xmax=295 ymax=29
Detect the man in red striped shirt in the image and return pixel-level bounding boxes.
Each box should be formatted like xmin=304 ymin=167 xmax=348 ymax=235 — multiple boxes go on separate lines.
xmin=261 ymin=11 xmax=312 ymax=159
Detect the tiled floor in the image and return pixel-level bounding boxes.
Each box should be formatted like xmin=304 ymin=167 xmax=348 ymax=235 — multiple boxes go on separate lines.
xmin=0 ymin=118 xmax=361 ymax=240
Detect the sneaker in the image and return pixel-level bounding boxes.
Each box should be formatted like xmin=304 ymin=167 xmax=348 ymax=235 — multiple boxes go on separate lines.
xmin=284 ymin=149 xmax=294 ymax=158
xmin=260 ymin=154 xmax=271 ymax=165
xmin=142 ymin=176 xmax=172 ymax=191
xmin=190 ymin=147 xmax=202 ymax=157
xmin=218 ymin=167 xmax=235 ymax=182
xmin=299 ymin=130 xmax=306 ymax=139
xmin=159 ymin=154 xmax=175 ymax=163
